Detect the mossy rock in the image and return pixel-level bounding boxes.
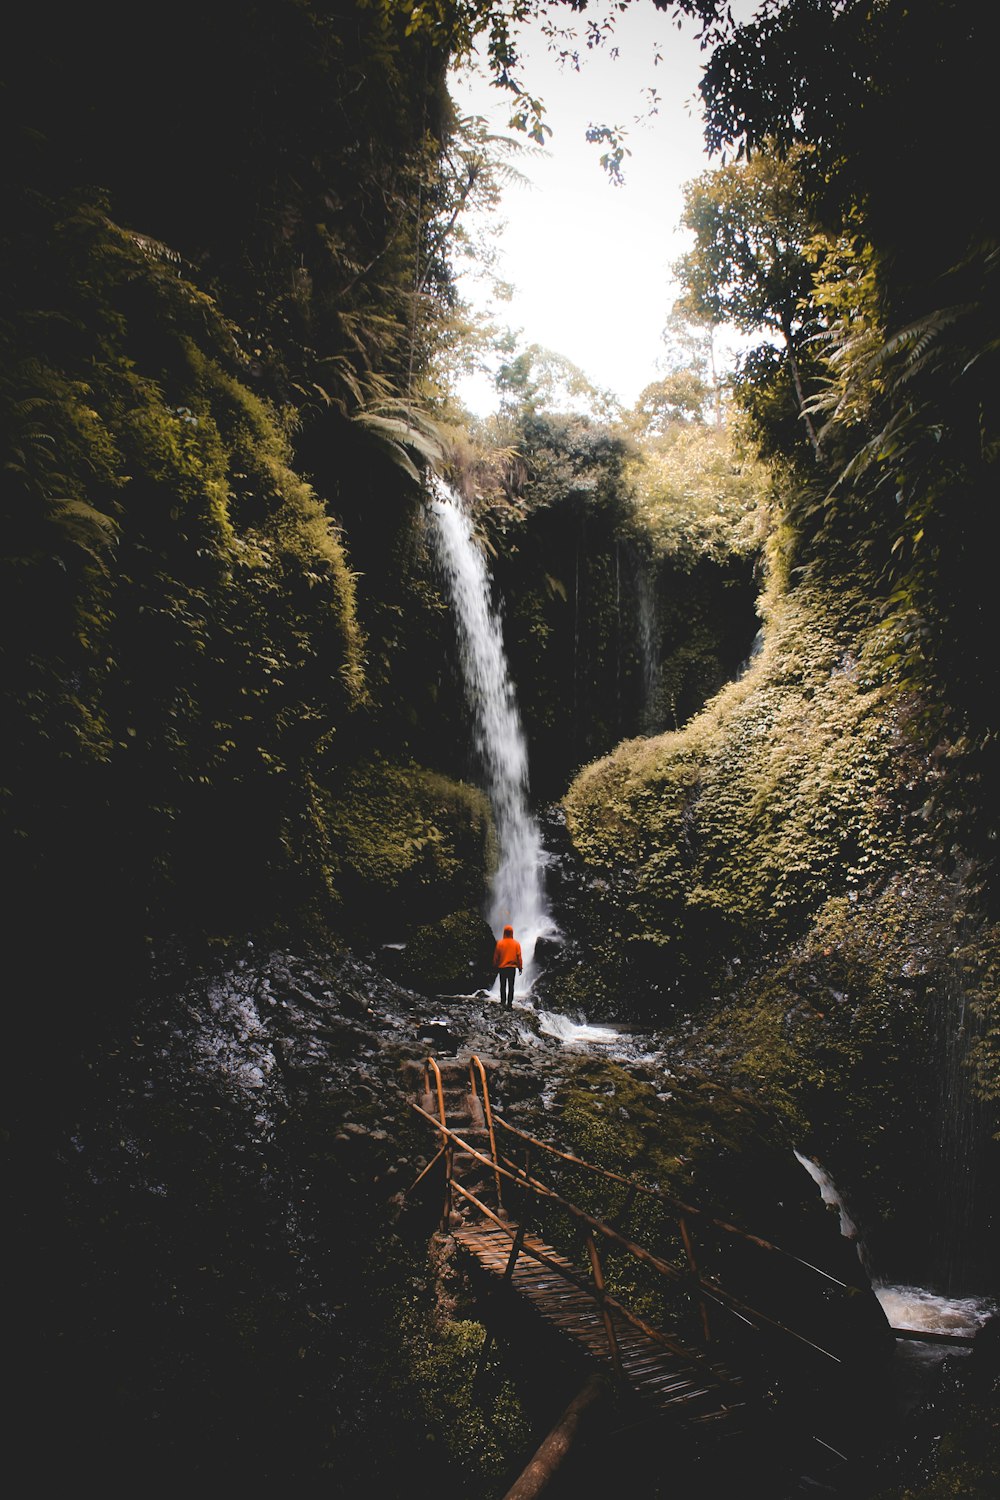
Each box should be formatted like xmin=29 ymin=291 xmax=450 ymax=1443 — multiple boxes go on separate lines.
xmin=319 ymin=758 xmax=494 ymax=942
xmin=397 ymin=909 xmax=496 ymax=996
xmin=561 ymin=578 xmax=925 ymax=1010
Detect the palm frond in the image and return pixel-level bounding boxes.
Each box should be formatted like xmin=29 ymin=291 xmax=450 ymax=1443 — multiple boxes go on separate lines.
xmin=350 ymin=404 xmax=445 ymax=484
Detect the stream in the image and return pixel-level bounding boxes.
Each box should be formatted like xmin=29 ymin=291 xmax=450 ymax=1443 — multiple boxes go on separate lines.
xmin=791 ymin=1146 xmax=996 ymax=1417
xmin=28 ymin=915 xmax=991 ymax=1499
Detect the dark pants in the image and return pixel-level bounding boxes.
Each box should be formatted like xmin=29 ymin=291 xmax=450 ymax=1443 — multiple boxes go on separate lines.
xmin=498 ymin=968 xmax=517 ymax=1008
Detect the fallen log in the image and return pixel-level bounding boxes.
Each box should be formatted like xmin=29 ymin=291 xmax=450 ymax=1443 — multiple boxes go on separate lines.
xmin=501 ymin=1374 xmax=610 ymax=1500
xmin=890 ymin=1325 xmax=976 ymax=1346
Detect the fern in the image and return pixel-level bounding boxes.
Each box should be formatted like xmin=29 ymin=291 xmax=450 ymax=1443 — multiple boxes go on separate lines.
xmin=48 ymin=498 xmax=119 ymax=562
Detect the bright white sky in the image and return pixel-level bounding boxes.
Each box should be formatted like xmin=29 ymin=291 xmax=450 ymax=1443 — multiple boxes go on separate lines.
xmin=448 ymin=2 xmax=755 ymax=416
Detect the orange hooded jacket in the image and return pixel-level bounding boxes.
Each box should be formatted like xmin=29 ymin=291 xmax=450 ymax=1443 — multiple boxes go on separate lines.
xmin=493 ymin=925 xmax=522 ymax=971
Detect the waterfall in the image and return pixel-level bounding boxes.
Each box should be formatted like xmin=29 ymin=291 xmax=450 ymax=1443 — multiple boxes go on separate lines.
xmin=737 ymin=625 xmax=765 ymax=680
xmin=427 ymin=477 xmax=555 ymax=991
xmin=793 ymin=1148 xmax=869 ymax=1270
xmin=793 ymin=1147 xmax=996 ymax=1352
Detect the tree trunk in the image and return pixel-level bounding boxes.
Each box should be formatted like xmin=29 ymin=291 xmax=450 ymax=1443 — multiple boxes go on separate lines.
xmin=783 ymin=319 xmax=822 ymax=460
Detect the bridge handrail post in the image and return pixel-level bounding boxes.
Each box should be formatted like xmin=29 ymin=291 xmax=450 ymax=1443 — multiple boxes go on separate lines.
xmin=442 ymin=1141 xmax=455 ymax=1229
xmin=583 ymin=1229 xmax=624 ymax=1388
xmin=504 ymin=1222 xmax=526 ymax=1281
xmin=422 ymin=1057 xmax=453 ymax=1227
xmin=469 ymin=1054 xmax=503 ymax=1211
xmin=679 ymin=1215 xmax=711 ymax=1343
xmin=410 ymin=1101 xmax=844 ymax=1370
xmin=490 ymin=1112 xmax=854 ymax=1294
xmin=424 ymin=1055 xmax=447 ymax=1133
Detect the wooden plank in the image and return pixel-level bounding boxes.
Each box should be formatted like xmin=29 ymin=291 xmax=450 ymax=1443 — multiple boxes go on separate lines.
xmin=623 ymin=1355 xmax=683 ymax=1377
xmin=452 ymin=1215 xmax=737 ymax=1428
xmin=655 ymin=1387 xmax=716 ymax=1407
xmin=636 ymin=1374 xmax=699 ymax=1390
xmin=891 ymin=1326 xmax=976 ymax=1346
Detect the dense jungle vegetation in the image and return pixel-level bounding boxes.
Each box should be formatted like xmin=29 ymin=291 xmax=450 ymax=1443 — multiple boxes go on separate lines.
xmin=3 ymin=1 xmax=999 ymax=1495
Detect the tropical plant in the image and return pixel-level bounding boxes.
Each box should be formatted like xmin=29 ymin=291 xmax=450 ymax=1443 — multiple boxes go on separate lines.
xmin=674 ymin=145 xmax=824 ymax=458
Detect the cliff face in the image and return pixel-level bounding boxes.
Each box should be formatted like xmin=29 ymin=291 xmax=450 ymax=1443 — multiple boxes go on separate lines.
xmin=1 ymin=3 xmax=463 ymax=1023
xmin=560 ymin=549 xmax=1000 ymax=1288
xmin=477 ymin=411 xmax=761 ymax=802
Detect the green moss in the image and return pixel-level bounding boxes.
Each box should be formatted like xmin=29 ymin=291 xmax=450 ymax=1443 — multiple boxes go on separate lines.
xmin=473 ymin=408 xmax=762 ymax=797
xmin=406 ymin=1318 xmax=531 ymax=1478
xmin=553 ymin=1057 xmax=791 ymax=1203
xmin=1 ymin=191 xmax=371 ymax=957
xmin=400 ymin=909 xmax=496 ymax=994
xmin=563 ymin=578 xmax=925 ymax=998
xmin=318 ymin=757 xmax=494 ymax=938
xmin=699 ymin=870 xmax=952 ymax=1121
xmin=556 ymin=568 xmax=997 ymax=1251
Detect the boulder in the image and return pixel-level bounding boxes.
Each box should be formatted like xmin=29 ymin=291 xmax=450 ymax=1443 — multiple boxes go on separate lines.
xmin=397 ymin=909 xmax=496 ymax=996
xmin=533 ymin=933 xmax=563 ymax=965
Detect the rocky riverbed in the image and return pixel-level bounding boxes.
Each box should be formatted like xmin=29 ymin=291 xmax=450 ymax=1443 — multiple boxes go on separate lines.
xmin=7 ymin=940 xmax=995 ymax=1497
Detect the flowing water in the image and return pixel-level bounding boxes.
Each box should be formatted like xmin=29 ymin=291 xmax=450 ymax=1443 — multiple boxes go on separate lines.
xmin=793 ymin=1148 xmax=866 ymax=1261
xmin=536 ymin=1010 xmax=622 ymax=1046
xmin=794 ymin=1147 xmax=995 ymax=1411
xmin=427 ymin=472 xmax=995 ymax=1439
xmin=875 ymin=1281 xmax=996 ymax=1417
xmin=874 ymin=1283 xmax=993 ymax=1342
xmin=427 ymin=478 xmax=558 ymax=989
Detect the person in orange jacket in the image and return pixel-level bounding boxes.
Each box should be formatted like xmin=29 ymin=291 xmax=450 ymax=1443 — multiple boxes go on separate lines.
xmin=492 ymin=924 xmax=522 ymax=1009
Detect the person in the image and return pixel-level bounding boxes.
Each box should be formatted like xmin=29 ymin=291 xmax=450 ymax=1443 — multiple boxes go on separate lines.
xmin=492 ymin=924 xmax=522 ymax=1009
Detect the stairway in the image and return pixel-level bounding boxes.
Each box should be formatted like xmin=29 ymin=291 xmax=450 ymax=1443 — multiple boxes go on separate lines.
xmin=401 ymin=1056 xmax=500 ymax=1220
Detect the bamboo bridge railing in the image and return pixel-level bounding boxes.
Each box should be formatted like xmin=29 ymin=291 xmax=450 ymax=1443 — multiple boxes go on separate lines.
xmin=405 ymin=1054 xmax=976 ymax=1498
xmin=408 ymin=1055 xmax=858 ymax=1389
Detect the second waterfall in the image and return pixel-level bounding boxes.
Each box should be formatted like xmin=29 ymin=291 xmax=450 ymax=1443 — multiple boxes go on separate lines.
xmin=427 ymin=477 xmax=556 ymax=993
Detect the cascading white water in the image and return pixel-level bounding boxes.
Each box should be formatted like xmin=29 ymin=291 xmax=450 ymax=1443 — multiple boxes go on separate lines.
xmin=793 ymin=1148 xmax=864 ymax=1250
xmin=427 ymin=477 xmax=556 ymax=991
xmin=536 ymin=1011 xmax=620 ymax=1046
xmin=793 ymin=1147 xmax=996 ymax=1381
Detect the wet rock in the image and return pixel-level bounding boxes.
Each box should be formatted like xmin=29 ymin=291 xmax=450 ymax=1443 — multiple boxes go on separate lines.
xmin=377 ymin=943 xmax=408 ymax=984
xmin=18 ymin=934 xmax=922 ymax=1496
xmin=340 ymin=989 xmax=371 ymax=1018
xmin=969 ymin=1313 xmax=1000 ymax=1393
xmin=533 ymin=933 xmax=563 ymax=964
xmin=416 ymin=1021 xmax=460 ymax=1054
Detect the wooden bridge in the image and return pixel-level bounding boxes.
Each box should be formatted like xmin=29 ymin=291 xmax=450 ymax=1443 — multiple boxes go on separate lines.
xmin=403 ymin=1053 xmax=891 ymax=1493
